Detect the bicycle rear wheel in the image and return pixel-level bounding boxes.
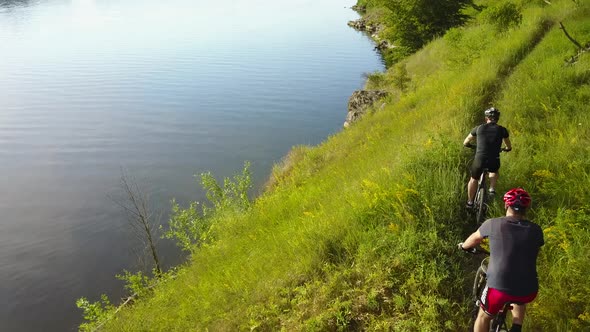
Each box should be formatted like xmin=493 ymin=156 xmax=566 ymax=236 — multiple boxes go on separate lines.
xmin=472 ymin=266 xmax=487 ymax=303
xmin=475 ymin=186 xmax=487 ymax=224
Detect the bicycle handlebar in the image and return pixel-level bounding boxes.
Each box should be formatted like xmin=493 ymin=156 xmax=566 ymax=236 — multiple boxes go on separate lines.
xmin=463 ymin=144 xmax=511 ymax=153
xmin=458 ymin=243 xmax=490 ymax=255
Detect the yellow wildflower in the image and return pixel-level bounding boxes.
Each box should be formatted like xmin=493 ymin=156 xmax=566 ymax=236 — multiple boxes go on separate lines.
xmin=533 ymin=169 xmax=553 ymax=178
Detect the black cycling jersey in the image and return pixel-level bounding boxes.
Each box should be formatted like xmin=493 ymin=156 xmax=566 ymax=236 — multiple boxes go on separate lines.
xmin=470 ymin=123 xmax=509 ymax=159
xmin=479 ymin=217 xmax=544 ymax=296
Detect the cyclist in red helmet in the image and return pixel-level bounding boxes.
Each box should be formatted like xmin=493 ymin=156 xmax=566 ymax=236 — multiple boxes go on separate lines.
xmin=463 ymin=107 xmax=512 ymax=209
xmin=459 ymin=188 xmax=544 ymax=332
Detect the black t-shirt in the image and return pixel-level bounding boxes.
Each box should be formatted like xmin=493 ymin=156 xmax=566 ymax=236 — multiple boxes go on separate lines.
xmin=470 ymin=123 xmax=509 ymax=159
xmin=479 ymin=217 xmax=544 ymax=296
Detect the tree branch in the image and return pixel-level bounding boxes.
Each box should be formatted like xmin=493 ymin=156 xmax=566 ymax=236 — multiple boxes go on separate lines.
xmin=559 ymin=22 xmax=582 ymax=49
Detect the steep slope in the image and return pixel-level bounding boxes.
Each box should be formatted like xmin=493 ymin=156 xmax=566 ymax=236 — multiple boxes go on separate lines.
xmin=96 ymin=1 xmax=590 ymax=330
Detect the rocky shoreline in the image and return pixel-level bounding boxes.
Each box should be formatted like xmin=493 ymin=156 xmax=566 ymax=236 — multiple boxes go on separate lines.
xmin=343 ymin=90 xmax=388 ymax=128
xmin=343 ymin=6 xmax=390 ymax=128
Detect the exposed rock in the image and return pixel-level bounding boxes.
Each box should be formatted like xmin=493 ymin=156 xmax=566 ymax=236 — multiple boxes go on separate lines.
xmin=373 ymin=40 xmax=394 ymax=51
xmin=343 ymin=90 xmax=388 ymax=128
xmin=347 ymin=19 xmax=366 ymax=30
xmin=351 ymin=5 xmax=366 ymax=13
xmin=347 ymin=19 xmax=392 ymax=51
xmin=347 ymin=19 xmax=378 ymax=35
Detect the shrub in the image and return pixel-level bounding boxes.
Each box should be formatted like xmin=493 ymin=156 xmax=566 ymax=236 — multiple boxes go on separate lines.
xmin=76 ymin=295 xmax=114 ymax=332
xmin=164 ymin=161 xmax=253 ymax=252
xmin=384 ymin=0 xmax=473 ymax=51
xmin=391 ymin=63 xmax=411 ymax=92
xmin=481 ymin=2 xmax=523 ymax=32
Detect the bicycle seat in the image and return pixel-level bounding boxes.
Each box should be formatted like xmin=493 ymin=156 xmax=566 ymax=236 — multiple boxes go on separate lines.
xmin=500 ymin=301 xmax=525 ymax=312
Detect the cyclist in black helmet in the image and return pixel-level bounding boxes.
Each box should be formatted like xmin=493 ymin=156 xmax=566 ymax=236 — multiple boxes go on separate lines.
xmin=463 ymin=107 xmax=512 ymax=209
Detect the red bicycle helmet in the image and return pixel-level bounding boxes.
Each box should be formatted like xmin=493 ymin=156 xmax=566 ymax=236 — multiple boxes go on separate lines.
xmin=503 ymin=188 xmax=531 ymax=211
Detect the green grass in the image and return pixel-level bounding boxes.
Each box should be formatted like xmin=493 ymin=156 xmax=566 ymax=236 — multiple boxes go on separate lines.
xmin=88 ymin=0 xmax=590 ymax=330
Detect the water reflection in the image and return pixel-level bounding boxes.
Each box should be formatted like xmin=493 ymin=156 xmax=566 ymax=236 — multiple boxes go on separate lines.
xmin=0 ymin=0 xmax=38 ymax=9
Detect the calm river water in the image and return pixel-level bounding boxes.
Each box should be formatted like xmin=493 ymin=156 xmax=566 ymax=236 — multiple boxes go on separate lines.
xmin=0 ymin=0 xmax=383 ymax=330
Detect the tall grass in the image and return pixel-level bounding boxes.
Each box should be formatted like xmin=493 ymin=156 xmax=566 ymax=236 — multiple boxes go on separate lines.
xmin=94 ymin=0 xmax=590 ymax=330
xmin=492 ymin=5 xmax=590 ymax=328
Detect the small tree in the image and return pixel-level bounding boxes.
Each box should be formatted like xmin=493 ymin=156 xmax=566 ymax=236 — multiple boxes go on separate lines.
xmin=481 ymin=2 xmax=523 ymax=32
xmin=392 ymin=63 xmax=411 ymax=92
xmin=383 ymin=0 xmax=473 ymax=58
xmin=115 ymin=172 xmax=162 ymax=276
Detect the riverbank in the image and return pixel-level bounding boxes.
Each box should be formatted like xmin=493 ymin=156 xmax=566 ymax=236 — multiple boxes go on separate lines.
xmin=88 ymin=0 xmax=590 ymax=330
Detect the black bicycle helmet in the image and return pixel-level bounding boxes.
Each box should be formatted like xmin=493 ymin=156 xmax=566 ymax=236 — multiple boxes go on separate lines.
xmin=484 ymin=107 xmax=500 ymax=120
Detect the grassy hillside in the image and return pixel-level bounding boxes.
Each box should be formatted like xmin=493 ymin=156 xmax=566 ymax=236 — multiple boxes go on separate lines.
xmin=90 ymin=0 xmax=590 ymax=330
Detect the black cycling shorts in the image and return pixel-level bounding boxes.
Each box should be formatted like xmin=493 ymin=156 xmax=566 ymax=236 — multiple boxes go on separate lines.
xmin=471 ymin=156 xmax=500 ymax=179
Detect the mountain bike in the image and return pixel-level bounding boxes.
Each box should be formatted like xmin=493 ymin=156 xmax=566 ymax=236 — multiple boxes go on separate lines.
xmin=463 ymin=246 xmax=518 ymax=332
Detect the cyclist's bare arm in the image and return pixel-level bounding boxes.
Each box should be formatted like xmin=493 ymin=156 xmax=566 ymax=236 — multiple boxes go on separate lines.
xmin=464 ymin=133 xmax=476 ymax=147
xmin=460 ymin=230 xmax=484 ymax=249
xmin=503 ymin=137 xmax=512 ymax=151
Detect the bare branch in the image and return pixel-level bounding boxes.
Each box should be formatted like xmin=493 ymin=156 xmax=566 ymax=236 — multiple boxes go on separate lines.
xmin=113 ymin=170 xmax=163 ymax=276
xmin=559 ymin=22 xmax=582 ymax=49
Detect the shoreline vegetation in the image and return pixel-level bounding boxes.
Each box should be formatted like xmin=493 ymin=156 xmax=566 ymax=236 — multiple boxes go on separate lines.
xmin=79 ymin=0 xmax=590 ymax=330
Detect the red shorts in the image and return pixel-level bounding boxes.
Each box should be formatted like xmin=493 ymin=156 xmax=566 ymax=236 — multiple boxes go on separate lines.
xmin=479 ymin=286 xmax=537 ymax=315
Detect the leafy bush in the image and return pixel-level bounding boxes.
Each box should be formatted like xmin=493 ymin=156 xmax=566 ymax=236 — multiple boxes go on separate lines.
xmin=201 ymin=161 xmax=252 ymax=214
xmin=76 ymin=295 xmax=114 ymax=332
xmin=384 ymin=0 xmax=473 ymax=52
xmin=364 ymin=70 xmax=388 ymax=89
xmin=391 ymin=63 xmax=411 ymax=92
xmin=116 ymin=270 xmax=152 ymax=298
xmin=163 ymin=161 xmax=252 ymax=252
xmin=163 ymin=200 xmax=211 ymax=252
xmin=481 ymin=2 xmax=523 ymax=31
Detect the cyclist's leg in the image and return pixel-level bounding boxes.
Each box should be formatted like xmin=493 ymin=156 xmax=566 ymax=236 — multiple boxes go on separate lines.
xmin=489 ymin=172 xmax=498 ymax=191
xmin=474 ymin=307 xmax=492 ymax=332
xmin=468 ymin=177 xmax=478 ymax=203
xmin=487 ymin=159 xmax=501 ymax=192
xmin=498 ymin=291 xmax=536 ymax=332
xmin=468 ymin=158 xmax=484 ymax=203
xmin=475 ymin=285 xmax=500 ymax=332
xmin=510 ymin=304 xmax=526 ymax=332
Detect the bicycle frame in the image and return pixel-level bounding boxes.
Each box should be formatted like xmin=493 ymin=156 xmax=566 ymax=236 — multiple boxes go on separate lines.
xmin=490 ymin=303 xmax=512 ymax=332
